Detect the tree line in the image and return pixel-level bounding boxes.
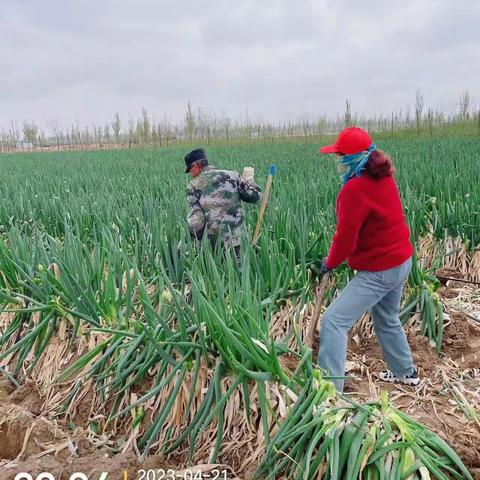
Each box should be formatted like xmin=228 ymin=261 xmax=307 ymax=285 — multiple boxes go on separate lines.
xmin=1 ymin=90 xmax=479 ymax=151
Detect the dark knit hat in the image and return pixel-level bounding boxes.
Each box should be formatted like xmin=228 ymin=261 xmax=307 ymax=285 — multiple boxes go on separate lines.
xmin=184 ymin=148 xmax=208 ymax=173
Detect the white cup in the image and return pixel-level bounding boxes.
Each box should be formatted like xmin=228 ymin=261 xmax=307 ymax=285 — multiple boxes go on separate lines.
xmin=243 ymin=167 xmax=254 ymax=181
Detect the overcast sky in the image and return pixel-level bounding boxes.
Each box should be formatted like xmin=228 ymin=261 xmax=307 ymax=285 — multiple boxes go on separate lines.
xmin=1 ymin=0 xmax=479 ymax=132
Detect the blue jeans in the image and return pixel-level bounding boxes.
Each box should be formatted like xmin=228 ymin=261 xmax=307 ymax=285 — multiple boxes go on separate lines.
xmin=317 ymin=257 xmax=414 ymax=392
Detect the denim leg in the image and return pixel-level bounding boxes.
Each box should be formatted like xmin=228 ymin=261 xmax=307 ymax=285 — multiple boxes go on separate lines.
xmin=371 ymin=278 xmax=415 ymax=378
xmin=317 ymin=271 xmax=388 ymax=392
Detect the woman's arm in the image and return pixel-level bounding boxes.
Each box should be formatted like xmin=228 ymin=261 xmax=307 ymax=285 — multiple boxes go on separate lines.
xmin=325 ymin=183 xmax=368 ymax=269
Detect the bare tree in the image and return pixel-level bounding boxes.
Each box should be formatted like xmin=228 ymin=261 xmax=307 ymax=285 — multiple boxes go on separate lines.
xmin=134 ymin=109 xmax=151 ymax=145
xmin=142 ymin=108 xmax=151 ymax=144
xmin=22 ymin=121 xmax=38 ymax=147
xmin=82 ymin=127 xmax=92 ymax=147
xmin=224 ymin=116 xmax=231 ymax=142
xmin=156 ymin=123 xmax=163 ymax=147
xmin=426 ymin=108 xmax=434 ymax=137
xmin=50 ymin=121 xmax=63 ymax=150
xmin=93 ymin=124 xmax=102 ymax=147
xmin=112 ymin=112 xmax=121 ymax=144
xmin=415 ymin=89 xmax=424 ymax=136
xmin=184 ymin=102 xmax=196 ymax=141
xmin=344 ymin=99 xmax=352 ymax=127
xmin=104 ymin=123 xmax=111 ymax=146
xmin=301 ymin=117 xmax=311 ymax=138
xmin=458 ymin=90 xmax=471 ymax=121
xmin=10 ymin=120 xmax=19 ymax=143
xmin=135 ymin=119 xmax=143 ymax=144
xmin=152 ymin=123 xmax=158 ymax=148
xmin=166 ymin=122 xmax=173 ymax=147
xmin=128 ymin=118 xmax=135 ymax=148
xmin=70 ymin=124 xmax=80 ymax=149
xmin=404 ymin=104 xmax=411 ymax=128
xmin=37 ymin=130 xmax=46 ymax=148
xmin=0 ymin=129 xmax=12 ymax=151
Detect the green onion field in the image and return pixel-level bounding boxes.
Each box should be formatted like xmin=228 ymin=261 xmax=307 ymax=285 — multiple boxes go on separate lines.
xmin=0 ymin=137 xmax=479 ymax=479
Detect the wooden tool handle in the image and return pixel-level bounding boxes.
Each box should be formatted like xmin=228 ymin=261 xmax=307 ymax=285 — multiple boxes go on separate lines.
xmin=306 ymin=273 xmax=330 ymax=350
xmin=252 ymin=165 xmax=277 ymax=245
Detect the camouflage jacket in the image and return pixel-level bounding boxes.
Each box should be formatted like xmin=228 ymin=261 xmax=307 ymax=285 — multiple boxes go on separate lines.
xmin=186 ymin=166 xmax=262 ymax=247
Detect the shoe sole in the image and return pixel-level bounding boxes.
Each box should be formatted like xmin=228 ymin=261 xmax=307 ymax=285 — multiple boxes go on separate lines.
xmin=379 ymin=376 xmax=420 ymax=386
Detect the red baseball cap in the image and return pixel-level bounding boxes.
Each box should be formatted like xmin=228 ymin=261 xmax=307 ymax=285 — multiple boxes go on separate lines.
xmin=319 ymin=127 xmax=373 ymax=155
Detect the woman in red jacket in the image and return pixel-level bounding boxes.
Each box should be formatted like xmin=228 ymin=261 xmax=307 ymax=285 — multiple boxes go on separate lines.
xmin=317 ymin=127 xmax=419 ymax=392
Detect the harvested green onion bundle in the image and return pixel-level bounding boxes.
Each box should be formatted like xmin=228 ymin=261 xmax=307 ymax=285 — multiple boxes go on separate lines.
xmin=256 ymin=371 xmax=473 ymax=480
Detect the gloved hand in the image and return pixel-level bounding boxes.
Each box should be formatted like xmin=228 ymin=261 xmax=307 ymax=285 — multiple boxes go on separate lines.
xmin=308 ymin=258 xmax=332 ymax=278
xmin=243 ymin=167 xmax=255 ymax=182
xmin=320 ymin=258 xmax=332 ymax=275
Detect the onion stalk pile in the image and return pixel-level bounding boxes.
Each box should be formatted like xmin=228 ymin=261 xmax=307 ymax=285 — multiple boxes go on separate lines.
xmin=256 ymin=373 xmax=473 ymax=480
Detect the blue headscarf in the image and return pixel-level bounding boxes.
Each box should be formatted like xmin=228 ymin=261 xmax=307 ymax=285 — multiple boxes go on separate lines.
xmin=339 ymin=143 xmax=377 ymax=184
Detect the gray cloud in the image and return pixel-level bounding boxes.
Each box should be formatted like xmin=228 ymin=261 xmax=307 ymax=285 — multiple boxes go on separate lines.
xmin=0 ymin=0 xmax=479 ymax=133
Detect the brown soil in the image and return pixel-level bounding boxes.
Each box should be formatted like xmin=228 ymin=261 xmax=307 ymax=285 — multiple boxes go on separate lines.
xmin=0 ymin=378 xmax=234 ymax=478
xmin=0 ymin=379 xmax=181 ymax=479
xmin=0 ymin=379 xmax=15 ymax=399
xmin=443 ymin=312 xmax=480 ymax=365
xmin=0 ymin=405 xmax=61 ymax=460
xmin=8 ymin=381 xmax=44 ymax=415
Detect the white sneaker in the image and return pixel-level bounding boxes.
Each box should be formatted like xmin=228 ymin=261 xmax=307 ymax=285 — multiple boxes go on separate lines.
xmin=378 ymin=368 xmax=420 ymax=386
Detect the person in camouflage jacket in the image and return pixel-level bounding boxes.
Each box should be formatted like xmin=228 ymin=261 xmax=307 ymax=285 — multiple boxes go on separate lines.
xmin=184 ymin=148 xmax=262 ymax=249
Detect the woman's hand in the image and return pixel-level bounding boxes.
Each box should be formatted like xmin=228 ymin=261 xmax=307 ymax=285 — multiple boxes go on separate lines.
xmin=307 ymin=258 xmax=333 ymax=279
xmin=320 ymin=258 xmax=332 ymax=275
